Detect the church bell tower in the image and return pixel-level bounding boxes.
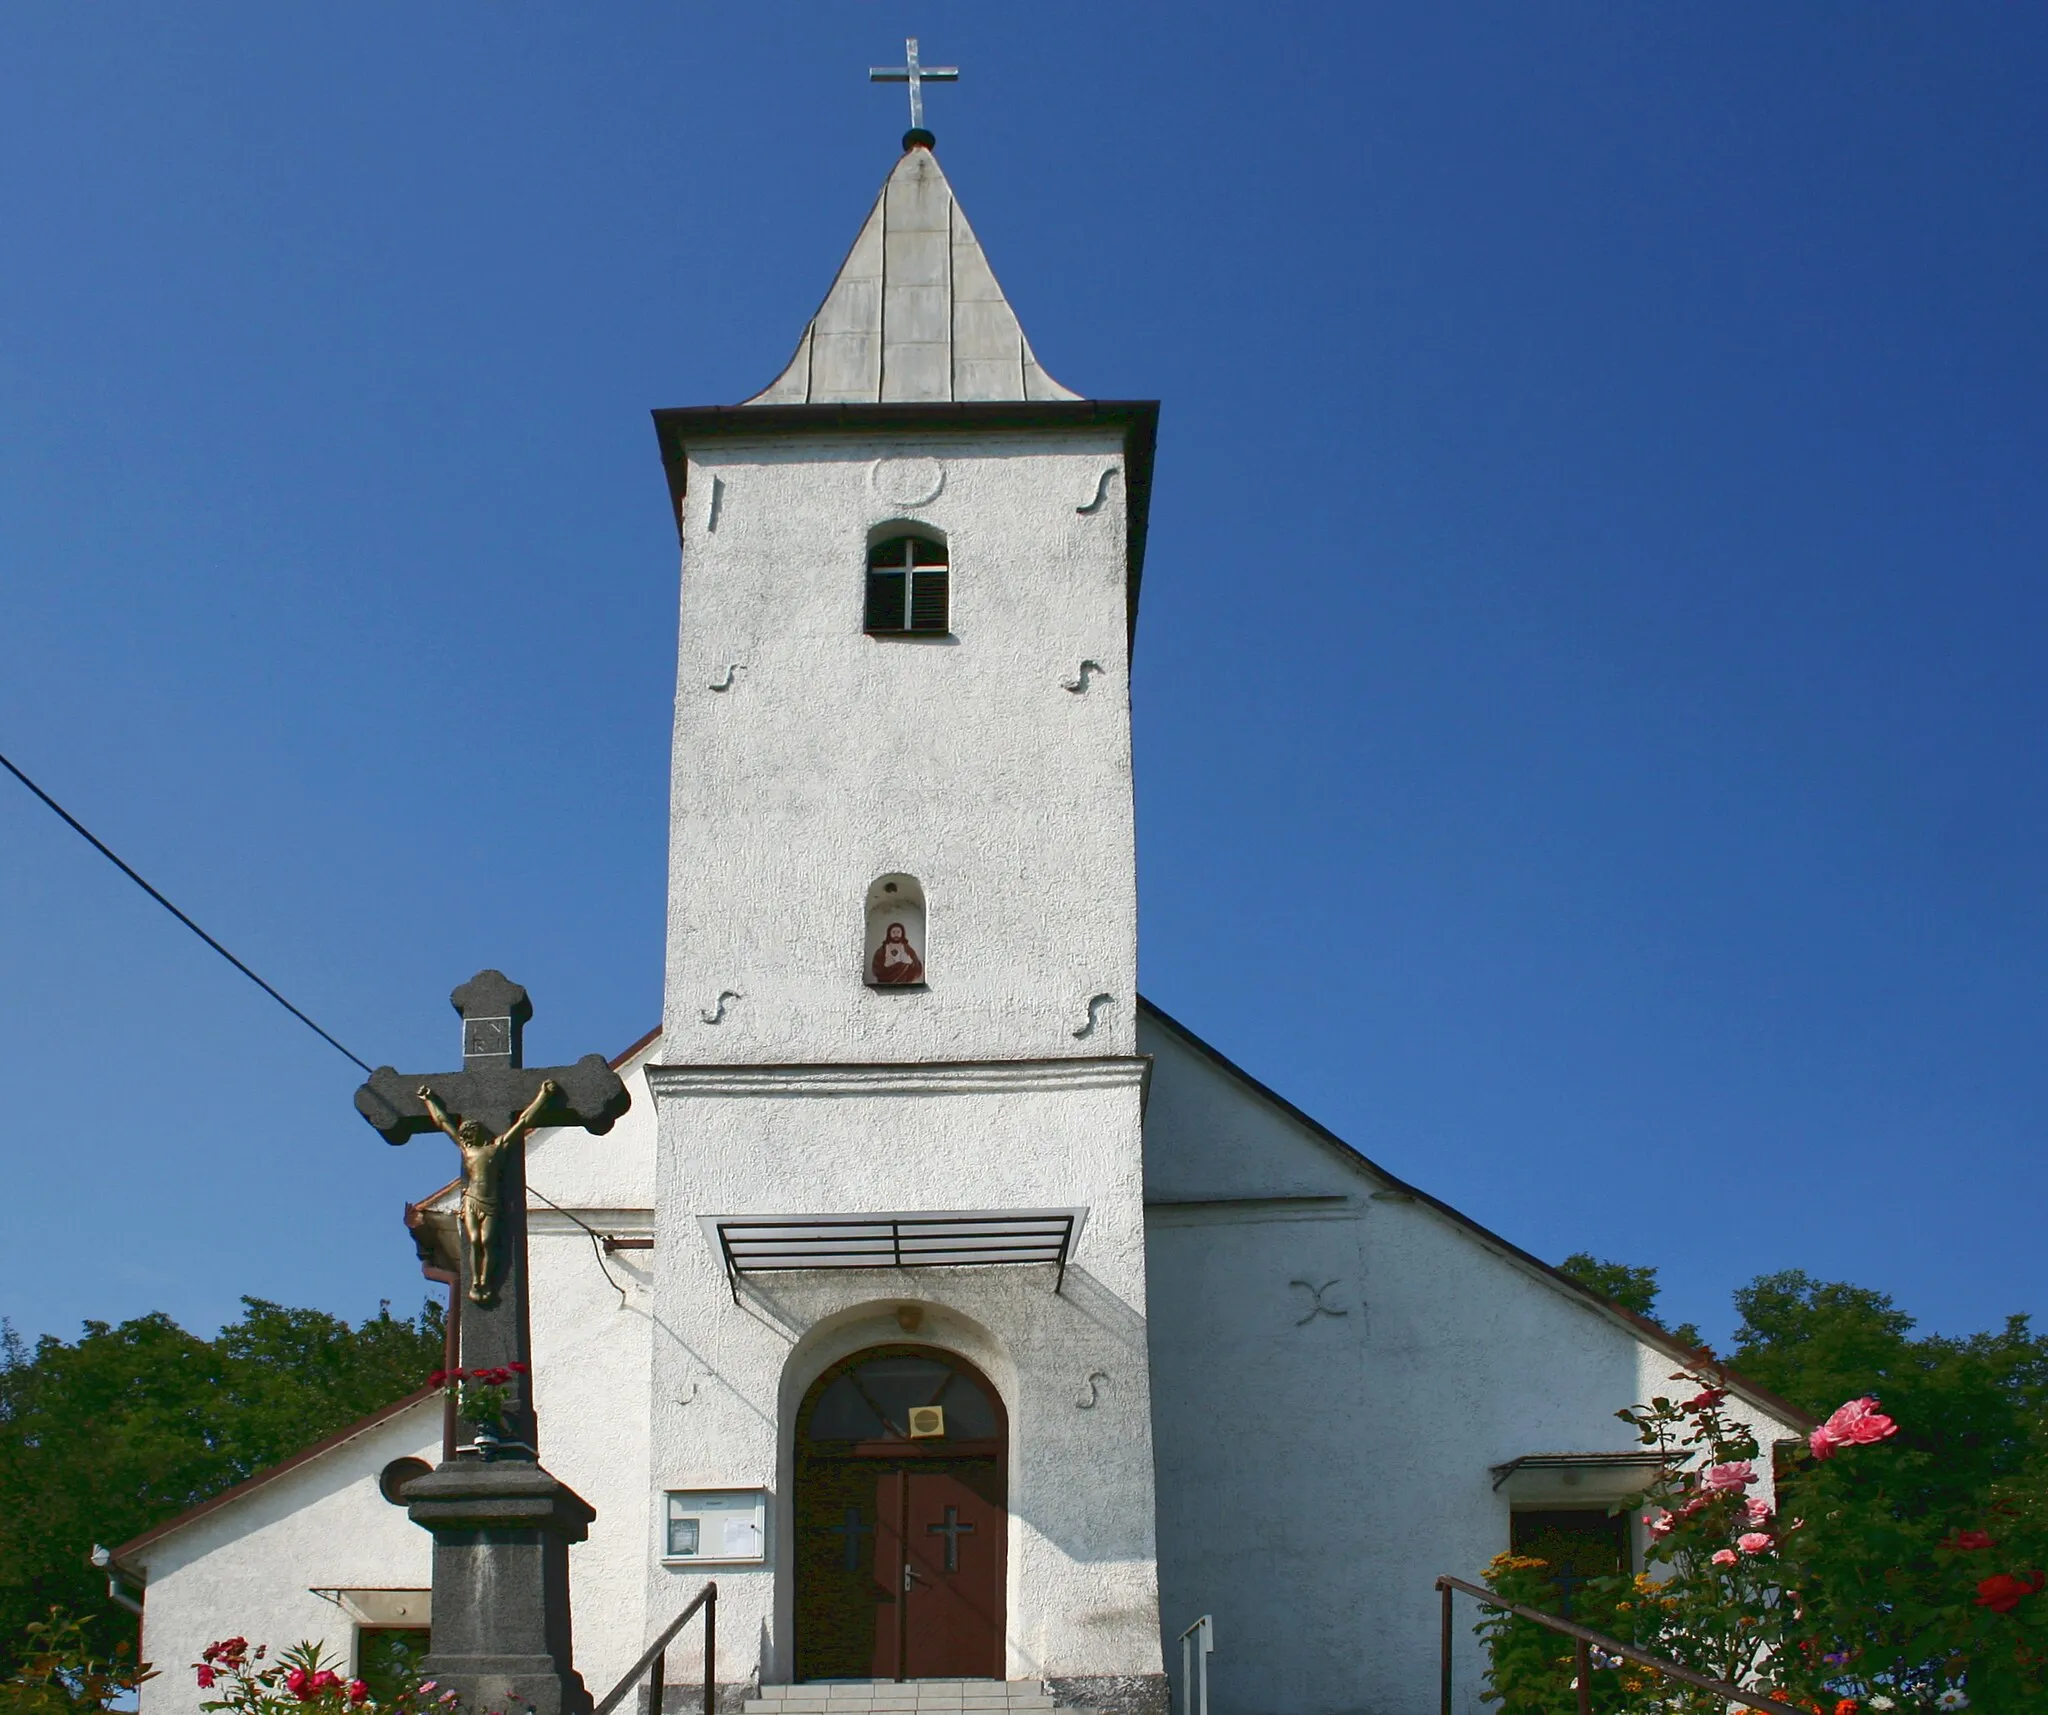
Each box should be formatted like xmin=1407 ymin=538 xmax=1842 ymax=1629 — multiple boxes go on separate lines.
xmin=643 ymin=113 xmax=1166 ymax=1707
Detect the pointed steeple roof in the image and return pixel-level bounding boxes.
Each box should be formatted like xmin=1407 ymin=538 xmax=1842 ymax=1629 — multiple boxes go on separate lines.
xmin=744 ymin=144 xmax=1080 ymax=406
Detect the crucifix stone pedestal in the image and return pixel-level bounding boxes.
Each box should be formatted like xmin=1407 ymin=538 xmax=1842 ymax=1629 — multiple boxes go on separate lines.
xmin=356 ymin=971 xmax=630 ymax=1715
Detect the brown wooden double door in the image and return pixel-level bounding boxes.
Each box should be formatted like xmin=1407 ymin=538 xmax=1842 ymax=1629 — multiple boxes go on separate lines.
xmin=793 ymin=1348 xmax=1007 ymax=1682
xmin=796 ymin=1456 xmax=1005 ymax=1681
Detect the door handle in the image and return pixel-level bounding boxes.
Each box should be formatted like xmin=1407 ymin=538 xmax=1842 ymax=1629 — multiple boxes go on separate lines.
xmin=903 ymin=1563 xmax=924 ymax=1593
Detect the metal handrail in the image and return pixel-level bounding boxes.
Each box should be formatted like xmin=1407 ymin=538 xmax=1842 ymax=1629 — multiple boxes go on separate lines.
xmin=1176 ymin=1614 xmax=1214 ymax=1715
xmin=1436 ymin=1574 xmax=1809 ymax=1715
xmin=596 ymin=1581 xmax=717 ymax=1715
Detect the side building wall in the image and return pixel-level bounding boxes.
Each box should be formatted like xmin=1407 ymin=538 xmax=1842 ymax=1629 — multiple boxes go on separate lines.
xmin=1138 ymin=1011 xmax=1802 ymax=1715
xmin=129 ymin=1405 xmax=440 ymax=1715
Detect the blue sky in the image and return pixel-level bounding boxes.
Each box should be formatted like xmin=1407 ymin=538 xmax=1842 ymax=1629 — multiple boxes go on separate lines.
xmin=3 ymin=4 xmax=2043 ymax=1352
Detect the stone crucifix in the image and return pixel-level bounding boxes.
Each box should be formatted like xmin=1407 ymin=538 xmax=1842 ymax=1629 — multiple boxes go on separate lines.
xmin=355 ymin=969 xmax=629 ymax=1456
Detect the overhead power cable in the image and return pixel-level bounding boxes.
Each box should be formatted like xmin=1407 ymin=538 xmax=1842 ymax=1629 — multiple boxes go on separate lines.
xmin=0 ymin=747 xmax=375 ymax=1075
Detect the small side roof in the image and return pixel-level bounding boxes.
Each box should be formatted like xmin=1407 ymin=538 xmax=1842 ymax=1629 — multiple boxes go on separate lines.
xmin=745 ymin=141 xmax=1079 ymax=407
xmin=111 ymin=1388 xmax=439 ymax=1571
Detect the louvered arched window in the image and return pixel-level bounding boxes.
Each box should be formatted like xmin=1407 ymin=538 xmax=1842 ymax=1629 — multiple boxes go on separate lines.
xmin=865 ymin=533 xmax=949 ymax=635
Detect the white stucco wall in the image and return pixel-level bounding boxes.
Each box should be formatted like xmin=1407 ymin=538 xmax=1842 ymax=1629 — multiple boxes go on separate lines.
xmin=515 ymin=1047 xmax=661 ymax=1700
xmin=130 ymin=1402 xmax=440 ymax=1715
xmin=660 ymin=428 xmax=1138 ymax=1064
xmin=645 ymin=1063 xmax=1162 ymax=1688
xmin=1138 ymin=1011 xmax=1803 ymax=1715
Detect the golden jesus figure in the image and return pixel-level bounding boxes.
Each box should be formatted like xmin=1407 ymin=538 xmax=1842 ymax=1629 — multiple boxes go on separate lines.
xmin=418 ymin=1079 xmax=558 ymax=1305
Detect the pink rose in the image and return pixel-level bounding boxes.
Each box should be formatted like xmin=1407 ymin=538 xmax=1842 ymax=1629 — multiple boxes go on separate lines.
xmin=1827 ymin=1396 xmax=1898 ymax=1444
xmin=1742 ymin=1496 xmax=1772 ymax=1525
xmin=1699 ymin=1461 xmax=1757 ymax=1492
xmin=1645 ymin=1509 xmax=1675 ymax=1539
xmin=1738 ymin=1532 xmax=1774 ymax=1555
xmin=1712 ymin=1548 xmax=1739 ymax=1566
xmin=1811 ymin=1396 xmax=1898 ymax=1459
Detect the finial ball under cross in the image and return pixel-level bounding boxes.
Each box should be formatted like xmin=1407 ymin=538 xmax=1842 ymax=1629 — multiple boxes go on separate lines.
xmin=870 ymin=37 xmax=958 ymax=144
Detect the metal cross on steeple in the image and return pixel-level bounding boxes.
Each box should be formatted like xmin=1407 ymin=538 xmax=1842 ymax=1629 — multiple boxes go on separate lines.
xmin=869 ymin=37 xmax=958 ymax=135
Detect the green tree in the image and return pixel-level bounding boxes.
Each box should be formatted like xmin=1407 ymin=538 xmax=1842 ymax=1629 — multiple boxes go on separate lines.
xmin=0 ymin=1298 xmax=443 ymax=1679
xmin=1558 ymin=1252 xmax=1703 ymax=1347
xmin=1730 ymin=1269 xmax=2048 ymax=1707
xmin=1731 ymin=1269 xmax=2048 ymax=1521
xmin=1533 ymin=1259 xmax=2048 ymax=1707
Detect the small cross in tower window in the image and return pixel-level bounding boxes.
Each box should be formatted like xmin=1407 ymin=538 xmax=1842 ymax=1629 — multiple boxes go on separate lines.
xmin=870 ymin=38 xmax=958 ymax=135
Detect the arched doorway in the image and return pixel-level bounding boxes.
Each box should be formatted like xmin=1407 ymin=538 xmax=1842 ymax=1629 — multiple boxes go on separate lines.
xmin=793 ymin=1345 xmax=1007 ymax=1681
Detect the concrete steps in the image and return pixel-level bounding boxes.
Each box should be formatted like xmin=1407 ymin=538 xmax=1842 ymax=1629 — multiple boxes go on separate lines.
xmin=744 ymin=1684 xmax=1056 ymax=1715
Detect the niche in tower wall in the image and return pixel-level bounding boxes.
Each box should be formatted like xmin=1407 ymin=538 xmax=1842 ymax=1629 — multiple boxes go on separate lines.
xmin=865 ymin=875 xmax=927 ymax=987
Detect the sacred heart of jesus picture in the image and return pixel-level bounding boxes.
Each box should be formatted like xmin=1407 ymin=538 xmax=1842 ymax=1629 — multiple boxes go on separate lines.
xmin=871 ymin=920 xmax=924 ymax=985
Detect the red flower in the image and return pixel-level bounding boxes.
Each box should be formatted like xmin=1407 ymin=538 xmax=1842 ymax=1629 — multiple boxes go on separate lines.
xmin=1975 ymin=1571 xmax=2044 ymax=1614
xmin=1685 ymin=1388 xmax=1729 ymax=1410
xmin=428 ymin=1370 xmax=452 ymax=1389
xmin=348 ymin=1680 xmax=370 ymax=1705
xmin=1832 ymin=1700 xmax=1858 ymax=1715
xmin=286 ymin=1669 xmax=311 ymax=1698
xmin=311 ymin=1671 xmax=343 ymax=1694
xmin=196 ymin=1666 xmax=217 ymax=1689
xmin=509 ymin=1361 xmax=529 ymax=1373
xmin=1950 ymin=1530 xmax=1997 ymax=1551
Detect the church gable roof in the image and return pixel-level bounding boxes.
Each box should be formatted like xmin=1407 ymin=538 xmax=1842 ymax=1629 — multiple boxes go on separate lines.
xmin=1136 ymin=998 xmax=1813 ymax=1432
xmin=110 ymin=1388 xmax=440 ymax=1571
xmin=744 ymin=144 xmax=1080 ymax=407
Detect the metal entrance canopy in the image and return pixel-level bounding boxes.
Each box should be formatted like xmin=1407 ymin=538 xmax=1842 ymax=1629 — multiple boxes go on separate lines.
xmin=1490 ymin=1450 xmax=1675 ymax=1504
xmin=705 ymin=1208 xmax=1086 ymax=1298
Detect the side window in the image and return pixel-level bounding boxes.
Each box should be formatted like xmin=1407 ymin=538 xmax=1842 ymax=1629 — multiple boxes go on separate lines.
xmin=865 ymin=875 xmax=927 ymax=988
xmin=865 ymin=532 xmax=949 ymax=635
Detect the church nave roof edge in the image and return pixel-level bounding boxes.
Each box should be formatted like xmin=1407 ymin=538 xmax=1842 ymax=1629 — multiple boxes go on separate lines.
xmin=1135 ymin=995 xmax=1816 ymax=1434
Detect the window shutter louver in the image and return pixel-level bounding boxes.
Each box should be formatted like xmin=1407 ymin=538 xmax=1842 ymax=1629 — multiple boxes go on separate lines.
xmin=866 ymin=570 xmax=907 ymax=633
xmin=909 ymin=570 xmax=949 ymax=632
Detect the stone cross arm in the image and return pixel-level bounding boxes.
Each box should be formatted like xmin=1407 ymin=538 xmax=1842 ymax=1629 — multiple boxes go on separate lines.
xmin=355 ymin=1053 xmax=628 ymax=1145
xmin=353 ymin=968 xmax=629 ymax=1144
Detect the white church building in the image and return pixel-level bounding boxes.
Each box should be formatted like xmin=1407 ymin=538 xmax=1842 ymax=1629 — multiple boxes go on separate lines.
xmin=114 ymin=133 xmax=1804 ymax=1715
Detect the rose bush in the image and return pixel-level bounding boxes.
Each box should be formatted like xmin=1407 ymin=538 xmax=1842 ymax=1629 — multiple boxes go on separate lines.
xmin=194 ymin=1639 xmax=447 ymax=1715
xmin=1478 ymin=1357 xmax=2048 ymax=1713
